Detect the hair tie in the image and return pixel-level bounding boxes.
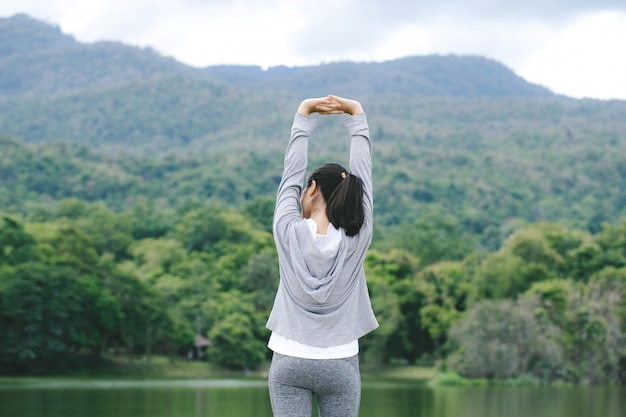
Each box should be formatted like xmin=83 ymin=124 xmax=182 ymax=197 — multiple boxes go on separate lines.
xmin=341 ymin=172 xmax=347 ymax=179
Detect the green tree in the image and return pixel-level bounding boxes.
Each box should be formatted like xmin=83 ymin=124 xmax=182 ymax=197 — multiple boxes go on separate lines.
xmin=176 ymin=204 xmax=273 ymax=291
xmin=204 ymin=291 xmax=267 ymax=369
xmin=364 ymin=249 xmax=430 ymax=363
xmin=593 ymin=220 xmax=626 ymax=271
xmin=566 ymin=239 xmax=603 ymax=282
xmin=396 ymin=212 xmax=475 ymax=267
xmin=27 ymin=222 xmax=99 ymax=274
xmin=524 ymin=279 xmax=571 ymax=328
xmin=102 ymin=264 xmax=173 ymax=361
xmin=359 ymin=250 xmax=403 ymax=364
xmin=128 ymin=196 xmax=173 ymax=239
xmin=119 ymin=238 xmax=195 ymax=361
xmin=563 ymin=267 xmax=626 ymax=384
xmin=0 ymin=216 xmax=37 ymax=265
xmin=473 ymin=225 xmax=571 ymax=299
xmin=504 ymin=225 xmax=566 ymax=270
xmin=240 ymin=247 xmax=278 ymax=312
xmin=448 ymin=298 xmax=561 ymax=381
xmin=416 ymin=261 xmax=473 ymax=353
xmin=242 ymin=196 xmax=275 ymax=234
xmin=0 ymin=262 xmax=119 ymax=373
xmin=76 ymin=203 xmax=134 ymax=260
xmin=473 ymin=251 xmax=548 ymax=299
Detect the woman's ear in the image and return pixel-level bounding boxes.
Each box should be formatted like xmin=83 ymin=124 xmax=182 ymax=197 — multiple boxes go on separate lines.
xmin=307 ymin=179 xmax=318 ymax=197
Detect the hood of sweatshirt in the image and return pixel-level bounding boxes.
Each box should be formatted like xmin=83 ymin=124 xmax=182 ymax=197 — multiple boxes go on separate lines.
xmin=284 ymin=219 xmax=358 ymax=308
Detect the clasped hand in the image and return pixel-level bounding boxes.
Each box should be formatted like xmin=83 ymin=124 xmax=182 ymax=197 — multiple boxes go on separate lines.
xmin=297 ymin=95 xmax=364 ymax=116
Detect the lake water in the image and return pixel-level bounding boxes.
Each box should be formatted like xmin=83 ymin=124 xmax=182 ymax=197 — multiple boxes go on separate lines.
xmin=0 ymin=378 xmax=623 ymax=417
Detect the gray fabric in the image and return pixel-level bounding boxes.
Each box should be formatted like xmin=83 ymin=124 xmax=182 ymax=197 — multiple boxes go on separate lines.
xmin=266 ymin=113 xmax=379 ymax=348
xmin=269 ymin=352 xmax=361 ymax=417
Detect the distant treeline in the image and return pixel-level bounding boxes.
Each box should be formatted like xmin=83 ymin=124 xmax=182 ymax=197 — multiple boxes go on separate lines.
xmin=1 ymin=200 xmax=625 ymax=384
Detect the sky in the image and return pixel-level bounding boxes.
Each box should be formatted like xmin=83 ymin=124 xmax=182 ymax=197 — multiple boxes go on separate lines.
xmin=1 ymin=1 xmax=625 ymax=100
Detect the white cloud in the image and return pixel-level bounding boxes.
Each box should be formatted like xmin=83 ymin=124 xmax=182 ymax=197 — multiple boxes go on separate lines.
xmin=520 ymin=11 xmax=626 ymax=99
xmin=158 ymin=5 xmax=307 ymax=68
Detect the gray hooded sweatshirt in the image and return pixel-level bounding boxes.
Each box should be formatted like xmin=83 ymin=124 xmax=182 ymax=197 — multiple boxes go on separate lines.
xmin=266 ymin=112 xmax=379 ymax=348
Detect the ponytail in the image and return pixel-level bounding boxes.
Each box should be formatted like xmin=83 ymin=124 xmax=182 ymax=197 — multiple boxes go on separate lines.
xmin=307 ymin=163 xmax=365 ymax=237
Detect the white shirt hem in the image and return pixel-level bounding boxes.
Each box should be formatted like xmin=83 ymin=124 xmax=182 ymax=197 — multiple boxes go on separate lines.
xmin=268 ymin=333 xmax=359 ymax=360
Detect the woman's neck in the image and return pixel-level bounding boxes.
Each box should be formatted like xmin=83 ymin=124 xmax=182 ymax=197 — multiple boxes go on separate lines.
xmin=309 ymin=209 xmax=330 ymax=235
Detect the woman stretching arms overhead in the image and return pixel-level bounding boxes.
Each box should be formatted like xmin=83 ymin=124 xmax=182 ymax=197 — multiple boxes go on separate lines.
xmin=266 ymin=95 xmax=379 ymax=417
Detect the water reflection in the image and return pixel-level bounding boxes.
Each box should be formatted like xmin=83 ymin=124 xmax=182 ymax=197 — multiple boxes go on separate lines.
xmin=429 ymin=385 xmax=624 ymax=417
xmin=0 ymin=379 xmax=624 ymax=417
xmin=2 ymin=378 xmax=267 ymax=389
xmin=0 ymin=379 xmax=273 ymax=417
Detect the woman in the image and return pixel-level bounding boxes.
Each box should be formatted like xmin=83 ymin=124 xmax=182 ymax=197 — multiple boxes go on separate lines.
xmin=266 ymin=95 xmax=379 ymax=417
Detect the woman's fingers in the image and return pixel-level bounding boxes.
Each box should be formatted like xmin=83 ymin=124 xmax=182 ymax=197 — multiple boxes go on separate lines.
xmin=315 ymin=98 xmax=343 ymax=114
xmin=327 ymin=95 xmax=363 ymax=115
xmin=299 ymin=96 xmax=361 ymax=115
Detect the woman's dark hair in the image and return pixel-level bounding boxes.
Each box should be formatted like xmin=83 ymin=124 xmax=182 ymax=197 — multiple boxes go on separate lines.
xmin=307 ymin=163 xmax=365 ymax=237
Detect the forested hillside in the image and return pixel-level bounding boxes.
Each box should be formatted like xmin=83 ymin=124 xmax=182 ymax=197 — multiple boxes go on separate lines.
xmin=1 ymin=14 xmax=626 ymax=383
xmin=3 ymin=96 xmax=626 ymax=249
xmin=0 ymin=14 xmax=191 ymax=96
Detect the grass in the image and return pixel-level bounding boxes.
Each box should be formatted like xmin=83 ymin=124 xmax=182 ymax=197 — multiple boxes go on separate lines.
xmin=85 ymin=355 xmax=272 ymax=379
xmin=12 ymin=355 xmax=545 ymax=387
xmin=363 ymin=364 xmax=437 ymax=383
xmin=97 ymin=356 xmax=437 ymax=383
xmin=426 ymin=371 xmax=549 ymax=387
xmin=0 ymin=358 xmax=557 ymax=388
xmin=0 ymin=355 xmax=437 ymax=383
xmin=427 ymin=371 xmax=488 ymax=387
xmin=0 ymin=355 xmax=269 ymax=381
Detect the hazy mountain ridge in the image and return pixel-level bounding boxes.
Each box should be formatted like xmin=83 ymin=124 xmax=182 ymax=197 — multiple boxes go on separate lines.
xmin=2 ymin=14 xmax=552 ymax=99
xmin=203 ymin=56 xmax=554 ymax=98
xmin=0 ymin=13 xmax=563 ymax=150
xmin=0 ymin=14 xmax=192 ymax=97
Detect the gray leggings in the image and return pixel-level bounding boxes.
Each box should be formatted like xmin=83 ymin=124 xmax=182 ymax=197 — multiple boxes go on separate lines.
xmin=268 ymin=352 xmax=361 ymax=417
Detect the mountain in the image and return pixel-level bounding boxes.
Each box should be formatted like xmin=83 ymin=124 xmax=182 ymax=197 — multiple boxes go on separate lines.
xmin=1 ymin=14 xmax=552 ymax=100
xmin=202 ymin=56 xmax=554 ymax=98
xmin=0 ymin=13 xmax=560 ymax=151
xmin=0 ymin=14 xmax=192 ymax=97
